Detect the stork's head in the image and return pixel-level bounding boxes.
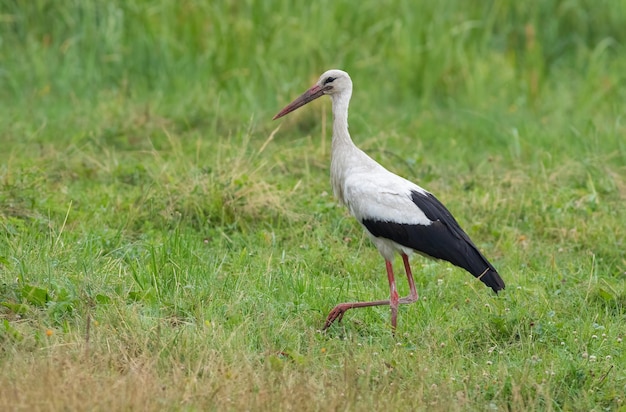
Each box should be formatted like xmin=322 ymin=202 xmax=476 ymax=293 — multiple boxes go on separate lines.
xmin=316 ymin=69 xmax=352 ymax=97
xmin=273 ymin=69 xmax=352 ymax=120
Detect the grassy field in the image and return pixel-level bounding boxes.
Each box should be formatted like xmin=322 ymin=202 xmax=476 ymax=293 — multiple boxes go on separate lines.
xmin=1 ymin=0 xmax=625 ymax=410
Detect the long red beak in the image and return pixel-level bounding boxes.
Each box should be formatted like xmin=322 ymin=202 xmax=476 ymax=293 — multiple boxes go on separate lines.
xmin=273 ymin=85 xmax=324 ymax=120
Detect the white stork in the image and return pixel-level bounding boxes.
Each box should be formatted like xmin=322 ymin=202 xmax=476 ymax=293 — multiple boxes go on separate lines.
xmin=273 ymin=69 xmax=505 ymax=331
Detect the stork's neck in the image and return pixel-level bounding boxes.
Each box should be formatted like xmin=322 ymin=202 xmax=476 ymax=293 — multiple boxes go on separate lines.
xmin=329 ymin=87 xmax=360 ymax=206
xmin=330 ymin=90 xmax=355 ymax=150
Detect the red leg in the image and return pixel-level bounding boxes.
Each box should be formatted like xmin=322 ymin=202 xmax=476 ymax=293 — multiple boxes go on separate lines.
xmin=387 ymin=260 xmax=399 ymax=330
xmin=399 ymin=253 xmax=419 ymax=304
xmin=323 ymin=259 xmax=406 ymax=331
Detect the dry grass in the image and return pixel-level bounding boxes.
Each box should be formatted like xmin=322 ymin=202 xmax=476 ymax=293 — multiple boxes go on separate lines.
xmin=0 ymin=339 xmax=564 ymax=412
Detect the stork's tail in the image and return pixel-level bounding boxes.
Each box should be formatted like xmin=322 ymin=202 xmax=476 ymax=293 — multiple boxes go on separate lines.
xmin=474 ymin=265 xmax=505 ymax=293
xmin=441 ymin=228 xmax=505 ymax=293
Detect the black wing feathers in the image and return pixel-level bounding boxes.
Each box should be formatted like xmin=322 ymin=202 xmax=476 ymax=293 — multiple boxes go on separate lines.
xmin=362 ymin=190 xmax=505 ymax=293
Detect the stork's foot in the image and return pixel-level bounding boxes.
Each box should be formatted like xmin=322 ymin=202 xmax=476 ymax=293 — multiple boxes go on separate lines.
xmin=322 ymin=303 xmax=352 ymax=330
xmin=399 ymin=295 xmax=419 ymax=304
xmin=322 ymin=299 xmax=393 ymax=330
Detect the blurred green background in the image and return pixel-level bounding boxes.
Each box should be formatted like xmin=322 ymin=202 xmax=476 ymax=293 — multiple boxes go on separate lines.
xmin=3 ymin=0 xmax=625 ymax=118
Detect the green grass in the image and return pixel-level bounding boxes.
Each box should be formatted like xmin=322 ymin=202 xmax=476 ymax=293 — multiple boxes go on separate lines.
xmin=1 ymin=0 xmax=625 ymax=410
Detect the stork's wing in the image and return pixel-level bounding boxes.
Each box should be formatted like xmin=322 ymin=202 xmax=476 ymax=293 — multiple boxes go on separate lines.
xmin=342 ymin=172 xmax=433 ymax=226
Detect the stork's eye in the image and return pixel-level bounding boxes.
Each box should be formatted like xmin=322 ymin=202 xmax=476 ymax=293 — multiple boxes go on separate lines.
xmin=323 ymin=77 xmax=336 ymax=85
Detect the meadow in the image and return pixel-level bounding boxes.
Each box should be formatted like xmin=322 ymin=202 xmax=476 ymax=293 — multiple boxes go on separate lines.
xmin=0 ymin=1 xmax=625 ymax=410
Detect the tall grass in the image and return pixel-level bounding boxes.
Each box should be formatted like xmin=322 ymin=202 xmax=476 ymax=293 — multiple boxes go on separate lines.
xmin=3 ymin=1 xmax=625 ymax=112
xmin=1 ymin=1 xmax=625 ymax=410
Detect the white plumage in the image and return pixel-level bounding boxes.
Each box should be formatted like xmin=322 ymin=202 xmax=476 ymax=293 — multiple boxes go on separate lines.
xmin=274 ymin=69 xmax=504 ymax=331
